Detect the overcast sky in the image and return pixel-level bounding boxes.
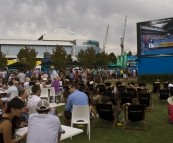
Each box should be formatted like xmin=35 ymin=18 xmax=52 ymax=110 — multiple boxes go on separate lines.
xmin=0 ymin=0 xmax=173 ymax=55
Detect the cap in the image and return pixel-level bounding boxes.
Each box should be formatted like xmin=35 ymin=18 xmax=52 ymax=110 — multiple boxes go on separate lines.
xmin=36 ymin=99 xmax=50 ymax=110
xmin=25 ymin=77 xmax=31 ymax=82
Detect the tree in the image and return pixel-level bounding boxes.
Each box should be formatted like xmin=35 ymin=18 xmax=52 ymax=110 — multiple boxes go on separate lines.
xmin=17 ymin=46 xmax=37 ymax=70
xmin=108 ymin=52 xmax=117 ymax=63
xmin=77 ymin=47 xmax=97 ymax=68
xmin=0 ymin=46 xmax=7 ymax=70
xmin=67 ymin=54 xmax=72 ymax=63
xmin=96 ymin=52 xmax=110 ymax=64
xmin=51 ymin=45 xmax=67 ymax=69
xmin=127 ymin=51 xmax=132 ymax=56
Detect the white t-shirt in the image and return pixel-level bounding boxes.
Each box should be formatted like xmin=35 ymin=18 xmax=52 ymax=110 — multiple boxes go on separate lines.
xmin=27 ymin=95 xmax=41 ymax=108
xmin=27 ymin=114 xmax=62 ymax=143
xmin=17 ymin=73 xmax=26 ymax=82
xmin=6 ymin=85 xmax=18 ymax=97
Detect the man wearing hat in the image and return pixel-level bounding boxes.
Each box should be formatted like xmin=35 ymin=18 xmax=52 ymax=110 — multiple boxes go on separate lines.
xmin=167 ymin=96 xmax=173 ymax=124
xmin=27 ymin=99 xmax=62 ymax=143
xmin=51 ymin=66 xmax=59 ymax=83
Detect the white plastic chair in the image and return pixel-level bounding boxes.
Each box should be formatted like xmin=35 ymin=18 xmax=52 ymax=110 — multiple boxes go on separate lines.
xmin=10 ymin=91 xmax=19 ymax=100
xmin=28 ymin=106 xmax=37 ymax=115
xmin=49 ymin=87 xmax=55 ymax=96
xmin=71 ymin=105 xmax=90 ymax=140
xmin=40 ymin=88 xmax=49 ymax=102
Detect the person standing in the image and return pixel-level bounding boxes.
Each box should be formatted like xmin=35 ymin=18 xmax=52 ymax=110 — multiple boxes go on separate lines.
xmin=17 ymin=70 xmax=26 ymax=87
xmin=27 ymin=99 xmax=62 ymax=143
xmin=51 ymin=66 xmax=59 ymax=82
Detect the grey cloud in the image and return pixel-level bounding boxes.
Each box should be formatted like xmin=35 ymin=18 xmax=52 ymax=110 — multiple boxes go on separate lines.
xmin=0 ymin=0 xmax=173 ymax=55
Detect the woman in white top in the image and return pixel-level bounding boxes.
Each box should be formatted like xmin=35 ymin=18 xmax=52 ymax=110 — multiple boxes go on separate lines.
xmin=40 ymin=78 xmax=50 ymax=88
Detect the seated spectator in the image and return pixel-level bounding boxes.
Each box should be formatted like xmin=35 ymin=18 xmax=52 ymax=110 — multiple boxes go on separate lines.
xmin=27 ymin=99 xmax=62 ymax=143
xmin=102 ymin=96 xmax=121 ymax=119
xmin=0 ymin=98 xmax=27 ymax=143
xmin=0 ymin=81 xmax=18 ymax=107
xmin=167 ymin=97 xmax=173 ymax=124
xmin=27 ymin=85 xmax=56 ymax=115
xmin=18 ymin=90 xmax=29 ymax=121
xmin=64 ymin=83 xmax=88 ymax=125
xmin=40 ymin=78 xmax=50 ymax=88
xmin=14 ymin=80 xmax=24 ymax=91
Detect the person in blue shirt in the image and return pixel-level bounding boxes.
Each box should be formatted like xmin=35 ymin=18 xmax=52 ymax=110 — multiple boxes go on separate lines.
xmin=64 ymin=83 xmax=88 ymax=125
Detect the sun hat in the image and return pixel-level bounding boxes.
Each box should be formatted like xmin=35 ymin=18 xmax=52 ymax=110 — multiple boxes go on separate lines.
xmin=53 ymin=75 xmax=58 ymax=79
xmin=51 ymin=66 xmax=54 ymax=68
xmin=43 ymin=78 xmax=47 ymax=81
xmin=36 ymin=99 xmax=50 ymax=110
xmin=167 ymin=96 xmax=173 ymax=105
xmin=25 ymin=77 xmax=31 ymax=82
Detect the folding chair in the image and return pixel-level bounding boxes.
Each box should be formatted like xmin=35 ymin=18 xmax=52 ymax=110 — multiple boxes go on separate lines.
xmin=124 ymin=104 xmax=146 ymax=131
xmin=138 ymin=93 xmax=152 ymax=112
xmin=153 ymin=83 xmax=160 ymax=93
xmin=138 ymin=83 xmax=146 ymax=87
xmin=119 ymin=93 xmax=133 ymax=108
xmin=163 ymin=83 xmax=168 ymax=89
xmin=158 ymin=89 xmax=170 ymax=104
xmin=95 ymin=103 xmax=116 ymax=129
xmin=79 ymin=85 xmax=86 ymax=92
xmin=97 ymin=84 xmax=105 ymax=94
xmin=83 ymin=91 xmax=92 ymax=105
xmin=103 ymin=92 xmax=117 ymax=106
xmin=40 ymin=88 xmax=49 ymax=102
xmin=116 ymin=82 xmax=122 ymax=87
xmin=170 ymin=87 xmax=173 ymax=96
xmin=117 ymin=85 xmax=126 ymax=93
xmin=71 ymin=105 xmax=90 ymax=140
xmin=126 ymin=88 xmax=137 ymax=98
xmin=104 ymin=82 xmax=111 ymax=87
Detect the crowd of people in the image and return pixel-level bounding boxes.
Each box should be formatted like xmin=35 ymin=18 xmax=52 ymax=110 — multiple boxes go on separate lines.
xmin=0 ymin=66 xmax=173 ymax=142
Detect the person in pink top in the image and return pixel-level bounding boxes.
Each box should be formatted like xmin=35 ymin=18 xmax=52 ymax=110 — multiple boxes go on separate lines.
xmin=51 ymin=75 xmax=64 ymax=103
xmin=167 ymin=96 xmax=173 ymax=124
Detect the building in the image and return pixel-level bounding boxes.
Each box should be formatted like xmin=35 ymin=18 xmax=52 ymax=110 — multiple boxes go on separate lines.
xmin=0 ymin=29 xmax=101 ymax=60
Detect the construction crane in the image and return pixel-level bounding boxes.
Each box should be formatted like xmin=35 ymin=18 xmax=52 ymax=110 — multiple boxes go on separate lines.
xmin=120 ymin=15 xmax=127 ymax=54
xmin=102 ymin=24 xmax=109 ymax=53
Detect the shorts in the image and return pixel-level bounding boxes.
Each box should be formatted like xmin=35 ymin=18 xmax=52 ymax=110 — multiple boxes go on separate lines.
xmin=1 ymin=97 xmax=10 ymax=102
xmin=64 ymin=110 xmax=72 ymax=120
xmin=93 ymin=75 xmax=97 ymax=78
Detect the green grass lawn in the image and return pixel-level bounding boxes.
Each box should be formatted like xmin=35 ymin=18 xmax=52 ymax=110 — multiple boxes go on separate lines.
xmin=23 ymin=79 xmax=173 ymax=143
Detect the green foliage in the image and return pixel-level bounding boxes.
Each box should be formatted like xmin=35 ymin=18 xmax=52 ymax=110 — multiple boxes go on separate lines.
xmin=77 ymin=47 xmax=96 ymax=68
xmin=108 ymin=52 xmax=117 ymax=63
xmin=17 ymin=46 xmax=37 ymax=70
xmin=138 ymin=73 xmax=173 ymax=82
xmin=127 ymin=51 xmax=132 ymax=56
xmin=0 ymin=46 xmax=7 ymax=70
xmin=51 ymin=45 xmax=67 ymax=69
xmin=96 ymin=52 xmax=110 ymax=64
xmin=66 ymin=54 xmax=72 ymax=63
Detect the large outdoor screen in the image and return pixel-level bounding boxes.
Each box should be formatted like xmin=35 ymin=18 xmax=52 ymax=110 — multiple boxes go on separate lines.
xmin=137 ymin=17 xmax=173 ymax=57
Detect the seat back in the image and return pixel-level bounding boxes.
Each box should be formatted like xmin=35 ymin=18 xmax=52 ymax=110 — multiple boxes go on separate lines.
xmin=138 ymin=83 xmax=146 ymax=87
xmin=153 ymin=83 xmax=160 ymax=92
xmin=126 ymin=88 xmax=137 ymax=98
xmin=170 ymin=87 xmax=173 ymax=96
xmin=116 ymin=82 xmax=122 ymax=87
xmin=128 ymin=104 xmax=145 ymax=122
xmin=40 ymin=88 xmax=49 ymax=98
xmin=96 ymin=104 xmax=114 ymax=120
xmin=138 ymin=93 xmax=151 ymax=107
xmin=120 ymin=93 xmax=133 ymax=105
xmin=83 ymin=92 xmax=91 ymax=104
xmin=72 ymin=105 xmax=90 ymax=123
xmin=163 ymin=83 xmax=168 ymax=89
xmin=117 ymin=86 xmax=126 ymax=93
xmin=103 ymin=92 xmax=116 ymax=105
xmin=159 ymin=89 xmax=170 ymax=100
xmin=10 ymin=91 xmax=19 ymax=100
xmin=79 ymin=86 xmax=86 ymax=92
xmin=97 ymin=85 xmax=105 ymax=93
xmin=105 ymin=82 xmax=111 ymax=87
xmin=49 ymin=87 xmax=55 ymax=96
xmin=28 ymin=106 xmax=37 ymax=114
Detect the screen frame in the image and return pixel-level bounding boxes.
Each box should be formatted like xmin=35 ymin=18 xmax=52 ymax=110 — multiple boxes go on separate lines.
xmin=137 ymin=17 xmax=173 ymax=58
